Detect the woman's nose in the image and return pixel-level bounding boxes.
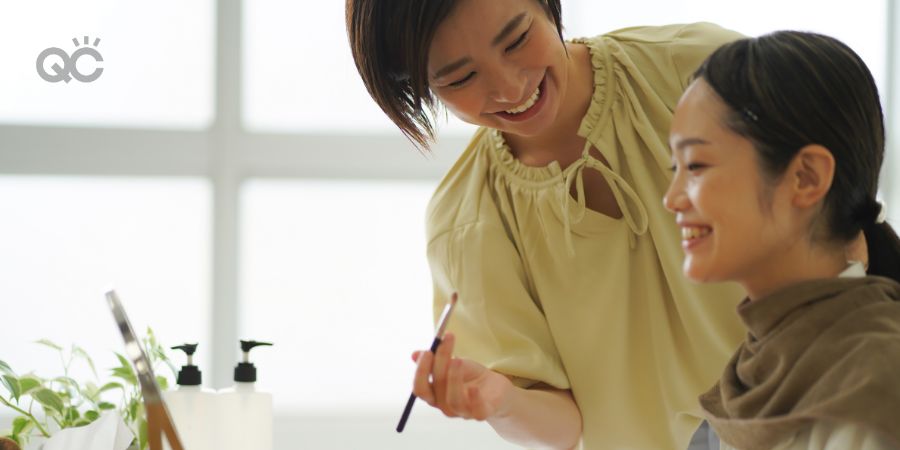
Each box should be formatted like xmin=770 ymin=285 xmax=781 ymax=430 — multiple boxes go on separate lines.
xmin=488 ymin=67 xmax=527 ymax=104
xmin=663 ymin=177 xmax=689 ymax=213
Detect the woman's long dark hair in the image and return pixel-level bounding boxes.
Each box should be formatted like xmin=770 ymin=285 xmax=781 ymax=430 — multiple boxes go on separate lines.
xmin=695 ymin=31 xmax=900 ymax=282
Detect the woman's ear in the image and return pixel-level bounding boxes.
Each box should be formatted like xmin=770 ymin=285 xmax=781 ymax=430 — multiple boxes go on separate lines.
xmin=789 ymin=144 xmax=835 ymax=209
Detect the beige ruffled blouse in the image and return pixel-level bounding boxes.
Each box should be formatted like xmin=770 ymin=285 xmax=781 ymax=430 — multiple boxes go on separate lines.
xmin=426 ymin=23 xmax=747 ymax=449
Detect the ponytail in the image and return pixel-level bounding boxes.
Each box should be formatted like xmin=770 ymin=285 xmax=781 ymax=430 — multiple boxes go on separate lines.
xmin=864 ymin=220 xmax=900 ymax=282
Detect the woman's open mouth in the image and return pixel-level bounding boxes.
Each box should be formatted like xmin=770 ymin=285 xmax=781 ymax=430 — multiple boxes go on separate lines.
xmin=495 ymin=75 xmax=547 ymax=122
xmin=681 ymin=225 xmax=712 ymax=250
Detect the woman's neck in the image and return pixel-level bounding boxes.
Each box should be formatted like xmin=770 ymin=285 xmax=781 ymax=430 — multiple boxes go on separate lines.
xmin=742 ymin=242 xmax=849 ymax=301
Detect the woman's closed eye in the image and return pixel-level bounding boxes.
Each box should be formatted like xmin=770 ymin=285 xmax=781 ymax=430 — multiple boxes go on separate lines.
xmin=448 ymin=72 xmax=476 ymax=88
xmin=505 ymin=29 xmax=529 ymax=52
xmin=669 ymin=162 xmax=708 ymax=172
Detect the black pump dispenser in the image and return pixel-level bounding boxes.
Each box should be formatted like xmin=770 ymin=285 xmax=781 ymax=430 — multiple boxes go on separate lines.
xmin=234 ymin=340 xmax=273 ymax=382
xmin=172 ymin=343 xmax=202 ymax=386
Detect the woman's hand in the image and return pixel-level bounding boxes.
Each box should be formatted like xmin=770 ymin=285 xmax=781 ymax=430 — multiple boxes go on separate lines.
xmin=411 ymin=332 xmax=514 ymax=421
xmin=410 ymin=332 xmax=582 ymax=448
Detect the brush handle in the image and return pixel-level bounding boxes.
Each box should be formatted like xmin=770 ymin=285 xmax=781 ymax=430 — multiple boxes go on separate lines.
xmin=396 ymin=336 xmax=443 ymax=432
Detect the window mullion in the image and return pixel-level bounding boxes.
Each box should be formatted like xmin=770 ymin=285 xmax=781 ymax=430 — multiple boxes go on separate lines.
xmin=209 ymin=0 xmax=244 ymax=390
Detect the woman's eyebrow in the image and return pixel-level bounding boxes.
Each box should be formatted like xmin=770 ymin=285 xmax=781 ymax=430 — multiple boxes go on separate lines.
xmin=432 ymin=57 xmax=472 ymax=80
xmin=491 ymin=12 xmax=527 ymax=46
xmin=431 ymin=12 xmax=528 ymax=81
xmin=671 ymin=137 xmax=711 ymax=152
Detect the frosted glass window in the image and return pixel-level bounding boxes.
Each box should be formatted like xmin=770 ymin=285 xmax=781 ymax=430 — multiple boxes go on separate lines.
xmin=563 ymin=0 xmax=887 ymax=94
xmin=240 ymin=180 xmax=438 ymax=413
xmin=242 ymin=0 xmax=477 ymax=135
xmin=0 ymin=177 xmax=211 ymax=383
xmin=0 ymin=1 xmax=214 ymax=128
xmin=243 ymin=0 xmax=884 ymax=136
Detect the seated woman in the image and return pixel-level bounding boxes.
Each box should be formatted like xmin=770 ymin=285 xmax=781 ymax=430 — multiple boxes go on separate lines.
xmin=664 ymin=30 xmax=900 ymax=450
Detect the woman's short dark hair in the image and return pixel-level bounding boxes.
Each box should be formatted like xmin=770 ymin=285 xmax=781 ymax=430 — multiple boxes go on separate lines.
xmin=345 ymin=0 xmax=563 ymax=150
xmin=694 ymin=31 xmax=900 ymax=282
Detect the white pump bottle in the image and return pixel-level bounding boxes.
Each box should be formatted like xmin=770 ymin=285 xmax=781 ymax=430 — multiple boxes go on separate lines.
xmin=163 ymin=343 xmax=216 ymax=450
xmin=216 ymin=340 xmax=274 ymax=450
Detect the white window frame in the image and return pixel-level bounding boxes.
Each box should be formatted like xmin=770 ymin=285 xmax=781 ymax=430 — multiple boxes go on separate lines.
xmin=0 ymin=1 xmax=468 ymax=390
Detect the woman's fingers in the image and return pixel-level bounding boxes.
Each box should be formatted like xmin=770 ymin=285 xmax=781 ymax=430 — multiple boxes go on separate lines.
xmin=432 ymin=332 xmax=457 ymax=416
xmin=412 ymin=350 xmax=436 ymax=405
xmin=410 ymin=333 xmax=497 ymax=420
xmin=410 ymin=333 xmax=459 ymax=416
xmin=445 ymin=357 xmax=471 ymax=419
xmin=412 ymin=342 xmax=505 ymax=420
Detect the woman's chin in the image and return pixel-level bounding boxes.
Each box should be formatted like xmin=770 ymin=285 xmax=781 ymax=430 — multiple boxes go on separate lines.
xmin=683 ymin=260 xmax=719 ymax=284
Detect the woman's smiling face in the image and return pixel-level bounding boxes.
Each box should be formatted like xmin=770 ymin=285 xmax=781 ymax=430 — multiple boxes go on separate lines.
xmin=427 ymin=0 xmax=569 ymax=137
xmin=664 ymin=79 xmax=799 ymax=287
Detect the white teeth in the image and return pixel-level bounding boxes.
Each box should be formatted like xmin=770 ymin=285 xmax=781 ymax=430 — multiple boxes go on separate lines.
xmin=504 ymin=86 xmax=541 ymax=114
xmin=681 ymin=226 xmax=711 ymax=240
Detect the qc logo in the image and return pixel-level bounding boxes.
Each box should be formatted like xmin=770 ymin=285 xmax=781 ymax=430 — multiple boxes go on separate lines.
xmin=37 ymin=36 xmax=104 ymax=83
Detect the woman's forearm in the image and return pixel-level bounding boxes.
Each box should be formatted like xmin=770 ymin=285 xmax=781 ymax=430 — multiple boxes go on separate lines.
xmin=487 ymin=386 xmax=582 ymax=450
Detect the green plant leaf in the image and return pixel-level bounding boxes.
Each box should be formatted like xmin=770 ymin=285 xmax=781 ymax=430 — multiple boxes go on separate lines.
xmin=72 ymin=346 xmax=99 ymax=379
xmin=53 ymin=377 xmax=81 ymax=402
xmin=64 ymin=406 xmax=80 ymax=424
xmin=82 ymin=381 xmax=120 ymax=404
xmin=112 ymin=354 xmax=138 ymax=386
xmin=73 ymin=418 xmax=92 ymax=427
xmin=56 ymin=389 xmax=72 ymax=402
xmin=155 ymin=376 xmax=168 ymax=391
xmin=111 ymin=367 xmax=137 ymax=386
xmin=115 ymin=352 xmax=131 ymax=369
xmin=1 ymin=375 xmax=20 ymax=401
xmin=8 ymin=416 xmax=35 ymax=444
xmin=32 ymin=388 xmax=64 ymax=414
xmin=128 ymin=399 xmax=139 ymax=422
xmin=81 ymin=381 xmax=99 ymax=402
xmin=99 ymin=382 xmax=123 ymax=393
xmin=146 ymin=327 xmax=158 ymax=347
xmin=52 ymin=376 xmax=80 ymax=391
xmin=18 ymin=375 xmax=41 ymax=396
xmin=98 ymin=401 xmax=116 ymax=410
xmin=11 ymin=416 xmax=29 ymax=435
xmin=34 ymin=339 xmax=63 ymax=352
xmin=0 ymin=360 xmax=15 ymax=377
xmin=84 ymin=410 xmax=100 ymax=422
xmin=138 ymin=417 xmax=148 ymax=450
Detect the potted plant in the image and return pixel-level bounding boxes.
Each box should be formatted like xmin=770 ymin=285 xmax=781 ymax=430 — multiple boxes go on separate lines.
xmin=0 ymin=330 xmax=174 ymax=450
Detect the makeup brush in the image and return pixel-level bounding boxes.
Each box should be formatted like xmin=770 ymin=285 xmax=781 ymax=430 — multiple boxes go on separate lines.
xmin=396 ymin=293 xmax=458 ymax=433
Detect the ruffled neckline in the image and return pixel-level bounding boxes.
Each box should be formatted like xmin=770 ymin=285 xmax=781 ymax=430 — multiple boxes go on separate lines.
xmin=487 ymin=35 xmax=613 ymax=186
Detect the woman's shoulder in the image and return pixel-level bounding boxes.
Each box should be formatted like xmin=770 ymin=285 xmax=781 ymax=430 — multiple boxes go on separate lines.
xmin=573 ymin=23 xmax=745 ymax=104
xmin=830 ymin=276 xmax=900 ymax=321
xmin=797 ymin=276 xmax=900 ymax=344
xmin=576 ymin=22 xmax=743 ymax=47
xmin=816 ymin=278 xmax=900 ymax=405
